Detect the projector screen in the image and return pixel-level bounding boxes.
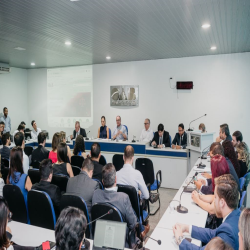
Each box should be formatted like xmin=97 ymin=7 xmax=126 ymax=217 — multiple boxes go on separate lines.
xmin=47 ymin=65 xmax=93 ymax=129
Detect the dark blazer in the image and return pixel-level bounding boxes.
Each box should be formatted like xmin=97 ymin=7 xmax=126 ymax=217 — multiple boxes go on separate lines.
xmin=66 ymin=171 xmax=99 ymax=219
xmin=0 ymin=145 xmax=10 ymax=159
xmin=73 ymin=128 xmax=86 ymax=139
xmin=31 ymin=145 xmax=49 ymax=164
xmin=172 ymin=132 xmax=187 ymax=149
xmin=151 ymin=130 xmax=170 ymax=147
xmin=239 ymin=160 xmax=247 ymax=178
xmin=92 ymin=160 xmax=103 ymax=182
xmin=92 ymin=189 xmax=137 ymax=230
xmin=180 ymin=209 xmax=241 ymax=250
xmin=31 ymin=180 xmax=61 ymax=218
xmin=225 ymin=134 xmax=232 ymax=142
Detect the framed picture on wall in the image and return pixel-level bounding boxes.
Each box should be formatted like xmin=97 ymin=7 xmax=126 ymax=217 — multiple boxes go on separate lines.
xmin=110 ymin=85 xmax=139 ymax=106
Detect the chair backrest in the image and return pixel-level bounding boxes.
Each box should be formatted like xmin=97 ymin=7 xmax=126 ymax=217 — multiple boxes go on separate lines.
xmin=60 ymin=194 xmax=91 ymax=238
xmin=24 ymin=146 xmax=33 ymax=157
xmin=91 ymin=203 xmax=123 ymax=234
xmin=99 ymin=155 xmax=107 ymax=166
xmin=117 ymin=184 xmax=140 ymax=219
xmin=1 ymin=158 xmax=9 ymax=168
xmin=28 ymin=190 xmax=56 ymax=230
xmin=112 ymin=154 xmax=124 ymax=172
xmin=3 ymin=184 xmax=28 ymax=223
xmin=240 ymin=191 xmax=247 ymax=209
xmin=123 ymin=125 xmax=128 ymax=136
xmin=28 ymin=169 xmax=41 ymax=184
xmin=93 ymin=179 xmax=104 ymax=190
xmin=169 ymin=135 xmax=172 ymax=145
xmin=31 ymin=161 xmax=40 ymax=169
xmin=135 ymin=158 xmax=155 ymax=185
xmin=1 ymin=167 xmax=9 ymax=184
xmin=51 ymin=174 xmax=69 ymax=192
xmin=72 ymin=165 xmax=81 ymax=176
xmin=244 ymin=172 xmax=250 ymax=189
xmin=239 ymin=177 xmax=246 ymax=192
xmin=71 ymin=155 xmax=84 ymax=168
xmin=109 ymin=128 xmax=111 ymax=139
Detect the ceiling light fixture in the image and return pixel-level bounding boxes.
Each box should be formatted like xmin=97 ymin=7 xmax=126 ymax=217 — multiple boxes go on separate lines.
xmin=210 ymin=46 xmax=217 ymax=50
xmin=202 ymin=24 xmax=211 ymax=29
xmin=65 ymin=41 xmax=71 ymax=46
xmin=31 ymin=62 xmax=35 ymax=66
xmin=14 ymin=47 xmax=26 ymax=51
xmin=106 ymin=56 xmax=111 ymax=60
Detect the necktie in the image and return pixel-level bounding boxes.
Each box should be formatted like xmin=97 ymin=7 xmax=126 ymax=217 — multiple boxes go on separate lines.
xmin=160 ymin=136 xmax=162 ymax=145
xmin=180 ymin=135 xmax=182 ymax=146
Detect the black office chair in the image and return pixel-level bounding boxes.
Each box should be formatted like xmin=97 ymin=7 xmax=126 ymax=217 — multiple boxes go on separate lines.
xmin=135 ymin=158 xmax=162 ymax=215
xmin=117 ymin=184 xmax=149 ymax=224
xmin=1 ymin=167 xmax=9 ymax=184
xmin=28 ymin=169 xmax=41 ymax=184
xmin=112 ymin=154 xmax=124 ymax=172
xmin=93 ymin=179 xmax=104 ymax=190
xmin=24 ymin=146 xmax=33 ymax=157
xmin=99 ymin=155 xmax=107 ymax=166
xmin=3 ymin=184 xmax=28 ymax=223
xmin=71 ymin=156 xmax=84 ymax=168
xmin=51 ymin=174 xmax=69 ymax=193
xmin=1 ymin=158 xmax=9 ymax=168
xmin=60 ymin=194 xmax=92 ymax=238
xmin=30 ymin=161 xmax=40 ymax=169
xmin=72 ymin=165 xmax=81 ymax=176
xmin=28 ymin=190 xmax=56 ymax=230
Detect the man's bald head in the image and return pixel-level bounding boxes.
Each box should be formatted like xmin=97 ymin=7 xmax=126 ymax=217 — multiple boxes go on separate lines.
xmin=124 ymin=145 xmax=134 ymax=162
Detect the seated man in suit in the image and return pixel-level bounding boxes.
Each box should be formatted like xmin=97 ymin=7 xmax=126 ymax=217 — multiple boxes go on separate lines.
xmin=31 ymin=132 xmax=49 ymax=164
xmin=66 ymin=158 xmax=99 ymax=219
xmin=232 ymin=130 xmax=243 ymax=150
xmin=0 ymin=132 xmax=11 ymax=159
xmin=216 ymin=123 xmax=232 ymax=143
xmin=90 ymin=142 xmax=103 ymax=182
xmin=112 ymin=116 xmax=127 ymax=140
xmin=32 ymin=159 xmax=61 ymax=218
xmin=173 ymin=174 xmax=240 ymax=250
xmin=151 ymin=123 xmax=170 ymax=148
xmin=92 ymin=163 xmax=150 ymax=239
xmin=172 ymin=123 xmax=187 ymax=149
xmin=70 ymin=121 xmax=87 ymax=140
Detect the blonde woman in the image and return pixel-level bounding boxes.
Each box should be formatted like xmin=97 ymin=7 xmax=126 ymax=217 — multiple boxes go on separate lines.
xmin=236 ymin=142 xmax=250 ymax=177
xmin=238 ymin=208 xmax=250 ymax=250
xmin=199 ymin=123 xmax=206 ymax=133
xmin=60 ymin=131 xmax=72 ymax=163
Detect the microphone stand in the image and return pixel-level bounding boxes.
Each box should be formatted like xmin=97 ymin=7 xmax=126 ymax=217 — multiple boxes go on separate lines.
xmin=187 ymin=114 xmax=207 ymax=131
xmin=140 ymin=235 xmax=161 ymax=250
xmin=85 ymin=131 xmax=90 ymax=140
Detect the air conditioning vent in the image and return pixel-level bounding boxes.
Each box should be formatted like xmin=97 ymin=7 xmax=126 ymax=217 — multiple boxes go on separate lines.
xmin=0 ymin=66 xmax=11 ymax=73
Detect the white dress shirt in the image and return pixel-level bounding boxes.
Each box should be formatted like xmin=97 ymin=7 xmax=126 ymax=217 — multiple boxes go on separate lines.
xmin=112 ymin=125 xmax=127 ymax=140
xmin=116 ymin=164 xmax=149 ymax=199
xmin=23 ymin=151 xmax=29 ymax=174
xmin=13 ymin=130 xmax=19 ymax=138
xmin=140 ymin=127 xmax=154 ymax=142
xmin=31 ymin=127 xmax=41 ymax=140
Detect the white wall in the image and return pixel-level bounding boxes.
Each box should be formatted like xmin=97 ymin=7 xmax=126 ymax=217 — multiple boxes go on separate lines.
xmin=0 ymin=68 xmax=29 ymax=133
xmin=7 ymin=52 xmax=250 ymax=145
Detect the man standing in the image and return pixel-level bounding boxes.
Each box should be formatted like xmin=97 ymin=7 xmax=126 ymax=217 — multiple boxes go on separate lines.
xmin=70 ymin=121 xmax=86 ymax=139
xmin=0 ymin=107 xmax=11 ymax=133
xmin=216 ymin=124 xmax=232 ymax=143
xmin=172 ymin=123 xmax=187 ymax=149
xmin=112 ymin=116 xmax=127 ymax=140
xmin=232 ymin=131 xmax=243 ymax=149
xmin=90 ymin=143 xmax=103 ymax=182
xmin=31 ymin=120 xmax=41 ymax=140
xmin=173 ymin=174 xmax=240 ymax=250
xmin=151 ymin=124 xmax=170 ymax=148
xmin=139 ymin=118 xmax=154 ymax=142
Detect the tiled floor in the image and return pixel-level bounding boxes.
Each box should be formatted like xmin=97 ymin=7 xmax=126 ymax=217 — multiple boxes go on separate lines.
xmin=147 ymin=188 xmax=178 ymax=237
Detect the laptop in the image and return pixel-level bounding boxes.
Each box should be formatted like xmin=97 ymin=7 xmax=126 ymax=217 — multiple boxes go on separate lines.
xmin=93 ymin=220 xmax=127 ymax=250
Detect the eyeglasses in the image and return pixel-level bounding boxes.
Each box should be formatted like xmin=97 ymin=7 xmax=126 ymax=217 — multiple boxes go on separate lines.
xmin=144 ymin=123 xmax=149 ymax=125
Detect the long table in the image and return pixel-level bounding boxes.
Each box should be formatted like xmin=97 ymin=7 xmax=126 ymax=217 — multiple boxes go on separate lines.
xmin=145 ymin=158 xmax=210 ymax=249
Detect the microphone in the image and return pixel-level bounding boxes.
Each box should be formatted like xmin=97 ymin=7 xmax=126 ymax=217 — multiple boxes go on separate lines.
xmin=140 ymin=235 xmax=161 ymax=250
xmin=87 ymin=209 xmax=113 ymax=226
xmin=200 ymin=143 xmax=212 ymax=160
xmin=187 ymin=114 xmax=207 ymax=131
xmin=176 ymin=172 xmax=198 ymax=214
xmin=66 ymin=135 xmax=71 ymax=143
xmin=85 ymin=131 xmax=90 ymax=141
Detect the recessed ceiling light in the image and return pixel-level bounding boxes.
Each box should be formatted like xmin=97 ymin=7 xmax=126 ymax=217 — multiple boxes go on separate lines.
xmin=211 ymin=46 xmax=217 ymax=50
xmin=106 ymin=56 xmax=111 ymax=60
xmin=65 ymin=41 xmax=71 ymax=46
xmin=202 ymin=24 xmax=211 ymax=29
xmin=14 ymin=47 xmax=26 ymax=51
xmin=31 ymin=62 xmax=35 ymax=66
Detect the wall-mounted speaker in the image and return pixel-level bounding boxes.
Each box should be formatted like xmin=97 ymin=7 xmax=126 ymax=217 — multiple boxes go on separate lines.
xmin=176 ymin=81 xmax=193 ymax=89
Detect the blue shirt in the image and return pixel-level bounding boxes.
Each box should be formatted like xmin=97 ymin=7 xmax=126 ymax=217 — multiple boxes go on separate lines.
xmin=0 ymin=115 xmax=11 ymax=133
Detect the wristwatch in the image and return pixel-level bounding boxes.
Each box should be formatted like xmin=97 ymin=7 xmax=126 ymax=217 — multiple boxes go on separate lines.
xmin=177 ymin=236 xmax=185 ymax=245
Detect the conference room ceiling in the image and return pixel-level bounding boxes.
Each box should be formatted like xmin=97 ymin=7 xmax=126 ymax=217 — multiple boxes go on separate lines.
xmin=0 ymin=0 xmax=250 ymax=69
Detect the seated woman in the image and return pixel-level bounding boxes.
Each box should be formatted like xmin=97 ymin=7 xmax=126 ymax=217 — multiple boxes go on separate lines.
xmin=0 ymin=197 xmax=13 ymax=250
xmin=238 ymin=208 xmax=250 ymax=250
xmin=199 ymin=123 xmax=206 ymax=133
xmin=194 ymin=155 xmax=229 ymax=195
xmin=6 ymin=147 xmax=32 ymax=220
xmin=55 ymin=207 xmax=87 ymax=250
xmin=49 ymin=132 xmax=61 ymax=164
xmin=73 ymin=135 xmax=87 ymax=159
xmin=236 ymin=142 xmax=250 ymax=177
xmin=97 ymin=116 xmax=110 ymax=139
xmin=60 ymin=131 xmax=72 ymax=163
xmin=53 ymin=142 xmax=74 ymax=177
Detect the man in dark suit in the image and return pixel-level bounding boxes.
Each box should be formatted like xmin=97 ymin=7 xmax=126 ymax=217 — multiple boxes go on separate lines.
xmin=172 ymin=123 xmax=187 ymax=149
xmin=216 ymin=123 xmax=232 ymax=143
xmin=151 ymin=123 xmax=170 ymax=148
xmin=90 ymin=142 xmax=103 ymax=182
xmin=66 ymin=158 xmax=99 ymax=219
xmin=32 ymin=159 xmax=61 ymax=218
xmin=173 ymin=174 xmax=240 ymax=250
xmin=70 ymin=121 xmax=86 ymax=139
xmin=92 ymin=163 xmax=150 ymax=240
xmin=0 ymin=132 xmax=11 ymax=159
xmin=31 ymin=132 xmax=49 ymax=164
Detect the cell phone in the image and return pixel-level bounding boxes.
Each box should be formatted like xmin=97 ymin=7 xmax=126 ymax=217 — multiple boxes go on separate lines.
xmin=42 ymin=241 xmax=51 ymax=250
